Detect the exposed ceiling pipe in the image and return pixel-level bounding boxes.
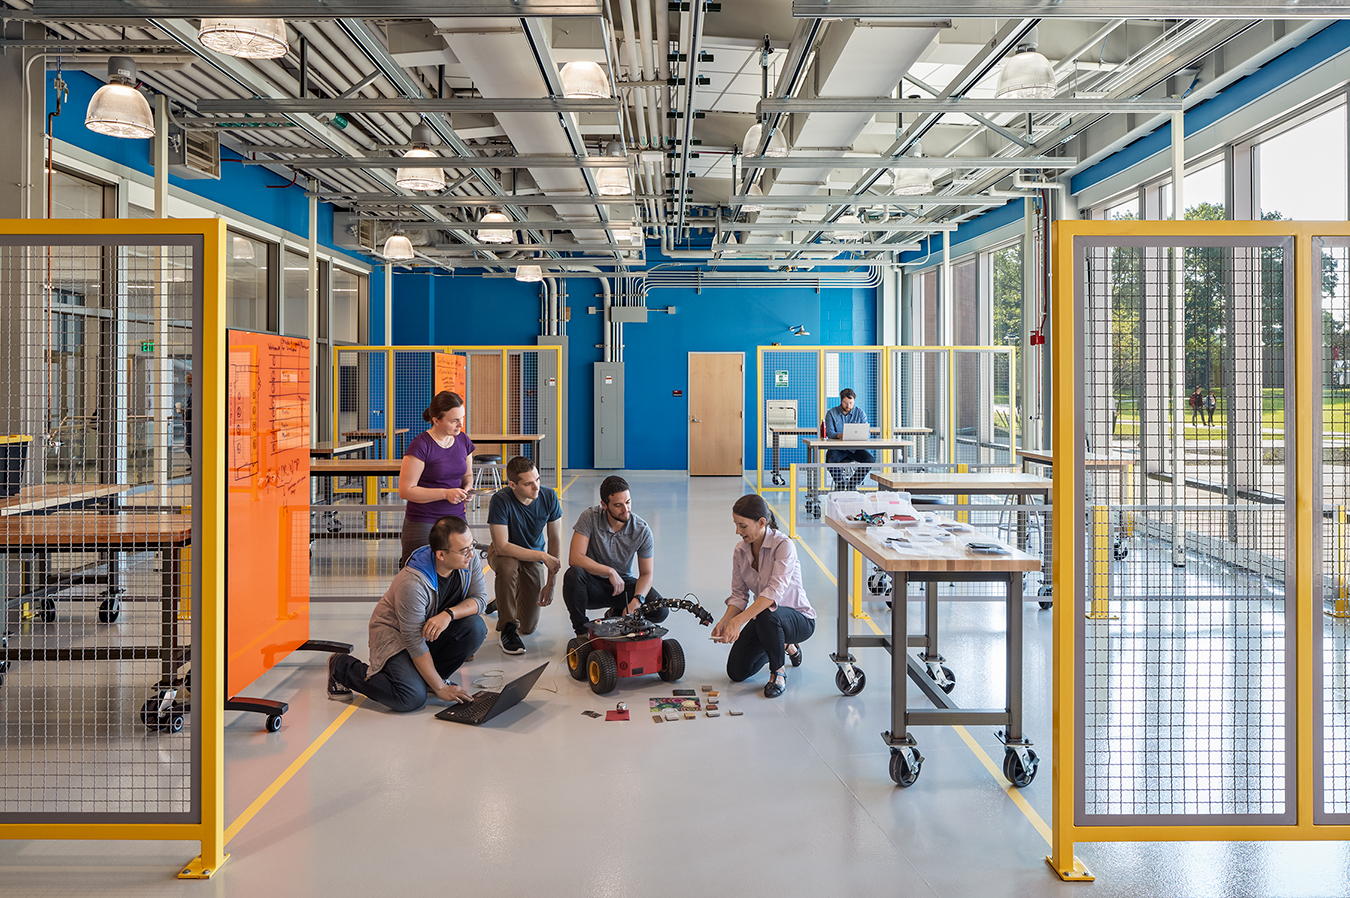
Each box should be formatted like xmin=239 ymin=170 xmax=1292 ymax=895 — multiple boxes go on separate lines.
xmin=735 ymin=16 xmax=822 ymax=205
xmin=565 ymin=265 xmax=613 ymax=361
xmin=673 ymin=0 xmax=705 ymax=234
xmin=1053 ymin=19 xmax=1127 ymax=77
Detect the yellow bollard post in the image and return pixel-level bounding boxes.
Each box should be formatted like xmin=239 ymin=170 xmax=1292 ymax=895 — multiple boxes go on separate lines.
xmin=789 ymin=464 xmax=798 ymax=538
xmin=1085 ymin=505 xmax=1116 ymax=620
xmin=852 ymin=548 xmax=869 ymax=620
xmin=956 ymin=462 xmax=969 ymax=523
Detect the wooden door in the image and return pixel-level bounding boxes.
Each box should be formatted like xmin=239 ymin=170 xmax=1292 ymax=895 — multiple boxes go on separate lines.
xmin=688 ymin=352 xmax=744 ymax=476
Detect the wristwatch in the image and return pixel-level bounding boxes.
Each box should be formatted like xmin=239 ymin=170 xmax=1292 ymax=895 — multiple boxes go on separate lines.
xmin=446 ymin=608 xmax=455 ymax=622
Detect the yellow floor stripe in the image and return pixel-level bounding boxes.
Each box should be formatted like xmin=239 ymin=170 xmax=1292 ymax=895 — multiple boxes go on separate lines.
xmin=792 ymin=528 xmax=1051 ymax=845
xmin=952 ymin=724 xmax=1053 ymax=846
xmin=224 ymin=696 xmax=364 ymax=844
xmin=559 ymin=473 xmax=579 ymax=496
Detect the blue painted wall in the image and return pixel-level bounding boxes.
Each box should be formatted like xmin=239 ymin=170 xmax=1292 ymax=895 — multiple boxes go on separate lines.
xmin=391 ymin=256 xmax=876 ymax=470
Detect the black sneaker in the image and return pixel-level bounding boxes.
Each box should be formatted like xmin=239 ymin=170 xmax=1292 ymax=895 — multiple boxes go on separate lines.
xmin=327 ymin=653 xmax=352 ymax=701
xmin=500 ymin=623 xmax=526 ymax=655
xmin=485 ymin=600 xmax=498 ymax=616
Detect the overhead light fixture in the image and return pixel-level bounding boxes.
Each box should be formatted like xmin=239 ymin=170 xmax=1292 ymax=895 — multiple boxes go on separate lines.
xmin=891 ymin=141 xmax=934 ymax=196
xmin=559 ymin=61 xmax=610 ymax=99
xmin=382 ymin=230 xmax=414 ymax=261
xmin=627 ymin=226 xmax=643 ymax=245
xmin=832 ymin=212 xmax=863 ymax=243
xmin=743 ymin=122 xmax=789 ymax=158
xmin=477 ymin=208 xmax=514 ymax=244
xmin=85 ymin=57 xmax=154 ymax=139
xmin=995 ymin=27 xmax=1056 ymax=100
xmin=594 ymin=140 xmax=632 ymax=197
xmin=790 ymin=324 xmax=810 ymax=337
xmin=515 ymin=263 xmax=543 ymax=283
xmin=396 ymin=123 xmax=446 ymax=192
xmin=198 ymin=18 xmax=288 ymax=59
xmin=741 ymin=182 xmax=766 ymax=213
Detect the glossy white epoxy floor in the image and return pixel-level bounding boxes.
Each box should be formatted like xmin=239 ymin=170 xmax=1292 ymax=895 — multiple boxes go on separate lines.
xmin=3 ymin=470 xmax=1350 ymax=897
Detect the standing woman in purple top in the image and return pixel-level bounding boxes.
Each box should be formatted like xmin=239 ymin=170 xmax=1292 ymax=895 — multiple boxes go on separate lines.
xmin=398 ymin=391 xmax=475 ymax=566
xmin=711 ymin=493 xmax=816 ymax=698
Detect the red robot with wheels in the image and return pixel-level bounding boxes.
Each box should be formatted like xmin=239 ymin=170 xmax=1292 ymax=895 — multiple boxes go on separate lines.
xmin=566 ymin=596 xmax=713 ymax=694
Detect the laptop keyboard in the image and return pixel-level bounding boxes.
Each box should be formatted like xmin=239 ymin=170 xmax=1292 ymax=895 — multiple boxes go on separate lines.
xmin=441 ymin=690 xmax=497 ymax=721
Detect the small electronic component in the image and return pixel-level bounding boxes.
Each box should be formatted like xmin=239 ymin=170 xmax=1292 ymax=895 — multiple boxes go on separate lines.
xmin=684 ymin=712 xmax=696 ymax=720
xmin=728 ymin=709 xmax=743 ymax=716
xmin=652 ymin=715 xmax=663 ymax=723
xmin=708 ymin=690 xmax=719 ymax=698
xmin=706 ymin=710 xmax=720 ymax=717
xmin=672 ymin=688 xmax=696 ymax=697
xmin=706 ymin=703 xmax=718 ymax=711
xmin=664 ymin=711 xmax=680 ymax=721
xmin=582 ymin=710 xmax=602 ymax=718
xmin=700 ymin=685 xmax=713 ymax=692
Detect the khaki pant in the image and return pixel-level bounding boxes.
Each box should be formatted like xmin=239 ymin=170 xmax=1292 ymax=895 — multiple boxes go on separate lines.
xmin=487 ymin=546 xmax=545 ymax=634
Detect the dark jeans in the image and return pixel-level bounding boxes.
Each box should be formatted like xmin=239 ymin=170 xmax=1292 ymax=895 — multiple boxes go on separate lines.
xmin=825 ymin=447 xmax=875 ymax=491
xmin=562 ymin=566 xmax=666 ymax=636
xmin=332 ymin=614 xmax=486 ymax=713
xmin=727 ymin=606 xmax=815 ymax=681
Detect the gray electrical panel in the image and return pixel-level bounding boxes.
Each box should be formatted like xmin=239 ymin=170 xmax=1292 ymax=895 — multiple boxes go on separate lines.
xmin=593 ymin=362 xmax=624 ymax=469
xmin=537 ymin=335 xmax=568 ymax=472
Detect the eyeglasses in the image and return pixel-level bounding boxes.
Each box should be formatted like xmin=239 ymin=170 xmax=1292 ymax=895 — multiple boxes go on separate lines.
xmin=454 ymin=546 xmax=475 ymax=558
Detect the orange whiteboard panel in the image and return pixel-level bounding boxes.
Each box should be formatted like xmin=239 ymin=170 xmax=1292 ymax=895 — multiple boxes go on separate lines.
xmin=434 ymin=351 xmax=466 ymax=397
xmin=227 ymin=330 xmax=311 ymax=698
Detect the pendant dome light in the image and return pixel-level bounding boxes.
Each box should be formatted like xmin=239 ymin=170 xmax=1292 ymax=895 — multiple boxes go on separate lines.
xmin=198 ymin=19 xmax=289 ymax=59
xmin=995 ymin=27 xmax=1056 ymax=100
xmin=477 ymin=208 xmax=514 ymax=244
xmin=559 ymin=61 xmax=610 ymax=99
xmin=382 ymin=230 xmax=414 ymax=261
xmin=832 ymin=212 xmax=864 ymax=243
xmin=85 ymin=57 xmax=154 ymax=139
xmin=742 ymin=122 xmax=788 ymax=158
xmin=515 ymin=263 xmax=543 ymax=283
xmin=396 ymin=123 xmax=446 ymax=192
xmin=891 ymin=140 xmax=934 ymax=196
xmin=741 ymin=182 xmax=766 ymax=213
xmin=594 ymin=140 xmax=632 ymax=197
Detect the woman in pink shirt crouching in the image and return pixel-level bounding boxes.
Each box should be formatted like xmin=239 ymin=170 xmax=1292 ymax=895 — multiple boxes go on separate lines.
xmin=711 ymin=494 xmax=816 ymax=698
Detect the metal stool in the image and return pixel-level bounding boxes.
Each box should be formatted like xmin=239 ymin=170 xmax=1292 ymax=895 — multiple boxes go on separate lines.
xmin=472 ymin=453 xmax=502 ymax=508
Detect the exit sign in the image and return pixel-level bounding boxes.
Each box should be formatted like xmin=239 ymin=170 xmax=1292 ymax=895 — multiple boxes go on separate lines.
xmin=140 ymin=340 xmax=155 ymax=353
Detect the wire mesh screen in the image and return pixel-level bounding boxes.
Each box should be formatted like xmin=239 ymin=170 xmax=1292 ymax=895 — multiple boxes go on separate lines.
xmin=1074 ymin=235 xmax=1294 ymax=826
xmin=761 ymin=348 xmax=823 ymax=486
xmin=887 ymin=347 xmax=1017 ymax=466
xmin=1317 ymin=237 xmax=1350 ymax=821
xmin=309 ymin=505 xmax=403 ymax=601
xmin=0 ymin=236 xmax=200 ymax=821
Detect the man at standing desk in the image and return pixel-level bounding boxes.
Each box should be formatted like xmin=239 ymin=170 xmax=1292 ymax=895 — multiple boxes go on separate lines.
xmin=327 ymin=515 xmax=487 ymax=712
xmin=487 ymin=456 xmax=562 ymax=656
xmin=824 ymin=388 xmax=874 ymax=491
xmin=562 ymin=475 xmax=667 ymax=636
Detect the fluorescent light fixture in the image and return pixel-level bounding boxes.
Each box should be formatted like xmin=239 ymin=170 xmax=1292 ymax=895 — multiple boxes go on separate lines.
xmin=560 ymin=61 xmax=610 ymax=99
xmin=85 ymin=57 xmax=154 ymax=139
xmin=515 ymin=264 xmax=543 ymax=283
xmin=743 ymin=122 xmax=788 ymax=158
xmin=198 ymin=18 xmax=288 ymax=59
xmin=995 ymin=27 xmax=1056 ymax=100
xmin=395 ymin=123 xmax=445 ymax=192
xmin=477 ymin=208 xmax=514 ymax=244
xmin=382 ymin=231 xmax=414 ymax=260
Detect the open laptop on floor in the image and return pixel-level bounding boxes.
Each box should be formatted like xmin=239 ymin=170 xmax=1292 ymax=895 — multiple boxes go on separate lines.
xmin=841 ymin=423 xmax=871 ymax=440
xmin=435 ymin=663 xmax=547 ymax=725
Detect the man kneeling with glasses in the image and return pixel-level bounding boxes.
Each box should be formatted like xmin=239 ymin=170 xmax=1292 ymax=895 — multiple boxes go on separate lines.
xmin=328 ymin=515 xmax=487 ymax=712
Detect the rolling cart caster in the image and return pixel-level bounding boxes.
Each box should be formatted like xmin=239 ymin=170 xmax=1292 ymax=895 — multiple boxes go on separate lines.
xmin=805 ymin=500 xmax=822 ymax=519
xmin=834 ymin=664 xmax=866 ymax=696
xmin=1113 ymin=541 xmax=1128 ymax=561
xmin=0 ymin=660 xmax=7 ymax=687
xmin=98 ymin=596 xmax=121 ymax=624
xmin=566 ymin=636 xmax=593 ymax=681
xmin=1037 ymin=584 xmax=1053 ymax=611
xmin=38 ymin=598 xmax=56 ymax=623
xmin=889 ymin=745 xmax=923 ymax=787
xmin=265 ymin=714 xmax=283 ymax=733
xmin=867 ymin=571 xmax=890 ymax=596
xmin=771 ymin=473 xmax=785 ymax=486
xmin=923 ymin=657 xmax=956 ymax=694
xmin=1002 ymin=746 xmax=1039 ymax=787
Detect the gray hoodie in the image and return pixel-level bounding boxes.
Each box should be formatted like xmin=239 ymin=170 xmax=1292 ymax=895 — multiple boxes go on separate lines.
xmin=365 ymin=544 xmax=487 ymax=677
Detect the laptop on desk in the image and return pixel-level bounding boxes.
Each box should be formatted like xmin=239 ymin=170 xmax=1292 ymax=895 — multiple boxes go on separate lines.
xmin=841 ymin=423 xmax=871 ymax=441
xmin=435 ymin=663 xmax=547 ymax=725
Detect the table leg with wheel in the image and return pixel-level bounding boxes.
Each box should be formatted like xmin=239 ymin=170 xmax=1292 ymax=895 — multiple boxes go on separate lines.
xmin=998 ymin=570 xmax=1038 ymax=786
xmin=770 ymin=432 xmax=784 ymax=486
xmin=885 ymin=570 xmax=923 ymax=786
xmin=830 ymin=532 xmax=865 ymax=696
xmin=920 ymin=580 xmax=955 ymax=693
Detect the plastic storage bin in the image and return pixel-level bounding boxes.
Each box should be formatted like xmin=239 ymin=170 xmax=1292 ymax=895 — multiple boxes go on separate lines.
xmin=0 ymin=435 xmax=31 ymax=498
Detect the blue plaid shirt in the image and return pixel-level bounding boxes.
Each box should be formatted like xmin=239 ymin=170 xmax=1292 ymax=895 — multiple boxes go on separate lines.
xmin=823 ymin=403 xmax=868 ymax=438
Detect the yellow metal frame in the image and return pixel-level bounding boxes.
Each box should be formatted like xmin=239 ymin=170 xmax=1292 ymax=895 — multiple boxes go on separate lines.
xmin=755 ymin=344 xmax=1019 ymax=493
xmin=1049 ymin=220 xmax=1350 ymax=881
xmin=0 ymin=219 xmax=229 ymax=877
xmin=330 ymin=344 xmax=565 ymax=485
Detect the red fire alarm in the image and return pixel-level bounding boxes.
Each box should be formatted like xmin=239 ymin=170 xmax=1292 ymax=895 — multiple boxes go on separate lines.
xmin=1030 ymin=330 xmax=1046 ymax=346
